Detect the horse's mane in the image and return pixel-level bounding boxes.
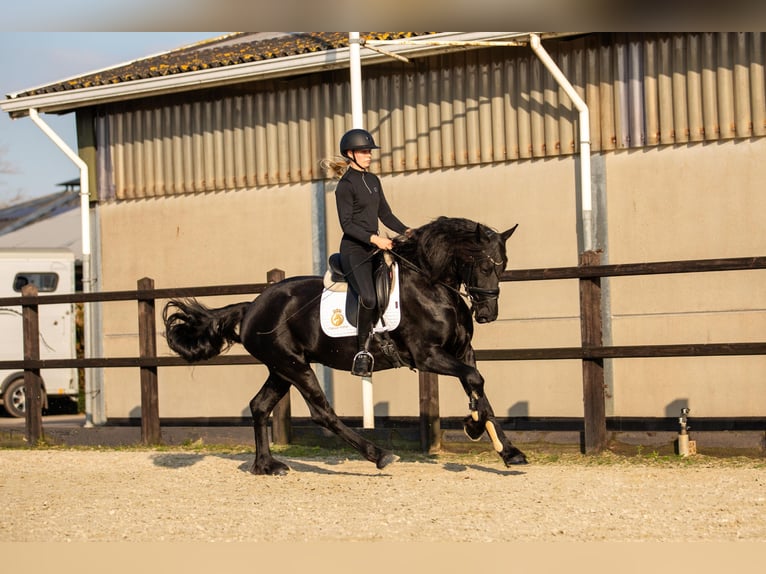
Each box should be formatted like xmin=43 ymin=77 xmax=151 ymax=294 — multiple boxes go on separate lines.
xmin=394 ymin=216 xmax=501 ymax=284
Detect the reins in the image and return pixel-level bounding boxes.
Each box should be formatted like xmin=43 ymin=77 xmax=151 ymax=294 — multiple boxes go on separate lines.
xmin=249 ymin=248 xmax=381 ymax=336
xmin=387 ymin=248 xmax=500 ymax=305
xmin=251 ymin=238 xmax=500 ymax=337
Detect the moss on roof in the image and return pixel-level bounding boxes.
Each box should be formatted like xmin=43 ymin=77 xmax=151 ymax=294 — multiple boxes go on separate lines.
xmin=18 ymin=32 xmax=436 ymax=97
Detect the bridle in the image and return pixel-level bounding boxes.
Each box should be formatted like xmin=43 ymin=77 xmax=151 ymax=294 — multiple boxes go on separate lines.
xmin=389 ymin=248 xmax=504 ymax=306
xmin=459 ymin=253 xmax=504 ymax=305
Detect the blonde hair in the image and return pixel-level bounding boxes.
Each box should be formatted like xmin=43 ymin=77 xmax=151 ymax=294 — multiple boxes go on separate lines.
xmin=319 ymin=156 xmax=349 ymax=179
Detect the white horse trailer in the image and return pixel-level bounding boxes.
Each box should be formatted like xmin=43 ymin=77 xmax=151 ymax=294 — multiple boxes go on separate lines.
xmin=0 ymin=248 xmax=78 ymax=417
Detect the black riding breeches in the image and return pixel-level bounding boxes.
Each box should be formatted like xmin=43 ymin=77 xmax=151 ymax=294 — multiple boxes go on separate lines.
xmin=340 ymin=239 xmax=377 ymax=309
xmin=340 ymin=238 xmax=378 ymax=348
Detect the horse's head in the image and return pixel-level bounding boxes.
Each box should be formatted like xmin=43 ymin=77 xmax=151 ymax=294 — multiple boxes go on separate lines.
xmin=461 ymin=223 xmax=518 ymax=323
xmin=409 ymin=217 xmax=519 ymax=323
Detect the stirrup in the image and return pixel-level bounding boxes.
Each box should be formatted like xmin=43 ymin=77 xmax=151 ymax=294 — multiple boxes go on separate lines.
xmin=351 ymin=350 xmax=374 ymax=377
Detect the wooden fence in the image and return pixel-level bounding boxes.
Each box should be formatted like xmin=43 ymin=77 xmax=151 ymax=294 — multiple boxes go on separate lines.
xmin=3 ymin=253 xmax=765 ymax=453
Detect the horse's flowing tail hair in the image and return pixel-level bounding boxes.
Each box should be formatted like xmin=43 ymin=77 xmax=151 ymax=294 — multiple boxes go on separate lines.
xmin=163 ymin=299 xmax=249 ymax=363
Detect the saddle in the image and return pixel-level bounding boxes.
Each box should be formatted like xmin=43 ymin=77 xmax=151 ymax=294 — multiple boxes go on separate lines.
xmin=324 ymin=251 xmax=393 ymax=328
xmin=322 ymin=252 xmax=409 ymax=369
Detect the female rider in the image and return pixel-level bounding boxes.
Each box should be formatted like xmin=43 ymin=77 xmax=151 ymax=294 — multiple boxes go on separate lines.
xmin=334 ymin=128 xmax=411 ymax=376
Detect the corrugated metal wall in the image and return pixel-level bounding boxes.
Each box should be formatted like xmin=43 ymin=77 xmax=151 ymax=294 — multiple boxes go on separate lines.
xmin=97 ymin=32 xmax=766 ymax=201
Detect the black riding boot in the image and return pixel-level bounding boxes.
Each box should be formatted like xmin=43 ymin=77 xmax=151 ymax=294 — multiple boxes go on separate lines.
xmin=351 ymin=305 xmax=375 ymax=377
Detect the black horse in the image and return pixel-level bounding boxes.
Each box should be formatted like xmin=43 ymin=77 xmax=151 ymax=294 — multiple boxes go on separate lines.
xmin=163 ymin=216 xmax=526 ymax=475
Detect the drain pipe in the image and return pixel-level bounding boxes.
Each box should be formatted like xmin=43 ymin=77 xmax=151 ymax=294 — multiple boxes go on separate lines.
xmin=349 ymin=32 xmax=375 ymax=429
xmin=529 ymin=34 xmax=593 ymax=251
xmin=28 ymin=109 xmax=99 ymax=427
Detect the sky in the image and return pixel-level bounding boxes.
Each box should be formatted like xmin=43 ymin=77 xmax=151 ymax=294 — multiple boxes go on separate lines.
xmin=0 ymin=32 xmax=225 ymax=206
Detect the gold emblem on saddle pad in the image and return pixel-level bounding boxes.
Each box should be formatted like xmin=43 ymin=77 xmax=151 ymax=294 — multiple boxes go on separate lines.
xmin=331 ymin=308 xmax=344 ymax=327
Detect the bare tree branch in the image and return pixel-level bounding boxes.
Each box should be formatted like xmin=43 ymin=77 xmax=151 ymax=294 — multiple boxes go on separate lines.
xmin=0 ymin=145 xmax=19 ymax=175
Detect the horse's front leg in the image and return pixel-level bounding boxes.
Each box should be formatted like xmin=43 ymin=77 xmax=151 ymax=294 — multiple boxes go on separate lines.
xmin=421 ymin=346 xmax=528 ymax=466
xmin=465 ymin=393 xmax=528 ymax=466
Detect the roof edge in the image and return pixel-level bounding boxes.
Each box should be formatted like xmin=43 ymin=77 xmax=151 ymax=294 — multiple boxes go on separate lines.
xmin=1 ymin=32 xmax=550 ymax=117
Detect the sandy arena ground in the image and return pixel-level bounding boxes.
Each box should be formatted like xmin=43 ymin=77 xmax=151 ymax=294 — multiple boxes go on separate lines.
xmin=1 ymin=448 xmax=764 ymax=543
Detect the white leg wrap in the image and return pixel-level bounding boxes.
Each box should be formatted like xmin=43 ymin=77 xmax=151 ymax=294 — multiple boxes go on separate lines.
xmin=485 ymin=420 xmax=504 ymax=452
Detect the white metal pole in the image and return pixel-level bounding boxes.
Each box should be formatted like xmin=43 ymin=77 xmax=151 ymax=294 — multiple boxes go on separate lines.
xmin=28 ymin=109 xmax=99 ymax=426
xmin=349 ymin=32 xmax=364 ymax=129
xmin=349 ymin=32 xmax=374 ymax=428
xmin=529 ymin=34 xmax=593 ymax=252
xmin=361 ymin=374 xmax=374 ymax=428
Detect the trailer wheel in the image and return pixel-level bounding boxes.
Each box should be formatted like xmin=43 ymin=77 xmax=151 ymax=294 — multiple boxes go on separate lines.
xmin=2 ymin=377 xmax=46 ymax=418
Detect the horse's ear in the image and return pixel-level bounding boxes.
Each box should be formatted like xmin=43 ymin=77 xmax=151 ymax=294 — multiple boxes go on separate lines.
xmin=475 ymin=223 xmax=490 ymax=243
xmin=501 ymin=224 xmax=519 ymax=242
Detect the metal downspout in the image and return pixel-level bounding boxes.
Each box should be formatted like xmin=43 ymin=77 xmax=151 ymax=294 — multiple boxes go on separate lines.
xmin=529 ymin=34 xmax=594 ymax=252
xmin=349 ymin=32 xmax=375 ymax=429
xmin=349 ymin=32 xmax=364 ymax=129
xmin=27 ymin=109 xmax=100 ymax=426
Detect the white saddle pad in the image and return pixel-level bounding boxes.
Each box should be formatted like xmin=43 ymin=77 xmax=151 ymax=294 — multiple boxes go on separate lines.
xmin=320 ymin=262 xmax=401 ymax=338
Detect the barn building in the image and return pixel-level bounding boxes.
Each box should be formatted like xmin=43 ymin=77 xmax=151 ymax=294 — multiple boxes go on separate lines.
xmin=2 ymin=32 xmax=764 ymax=431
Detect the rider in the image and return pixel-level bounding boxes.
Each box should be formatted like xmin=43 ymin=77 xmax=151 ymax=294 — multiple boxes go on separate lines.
xmin=334 ymin=128 xmax=411 ymax=376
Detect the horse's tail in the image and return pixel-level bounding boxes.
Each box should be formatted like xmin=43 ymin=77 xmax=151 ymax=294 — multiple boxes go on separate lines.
xmin=162 ymin=298 xmax=250 ymax=363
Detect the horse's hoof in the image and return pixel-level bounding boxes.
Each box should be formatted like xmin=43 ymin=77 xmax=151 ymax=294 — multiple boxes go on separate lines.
xmin=270 ymin=464 xmax=290 ymax=476
xmin=377 ymin=452 xmax=400 ymax=470
xmin=463 ymin=416 xmax=484 ymax=441
xmin=503 ymin=452 xmax=529 ymax=466
xmin=249 ymin=458 xmax=290 ymax=476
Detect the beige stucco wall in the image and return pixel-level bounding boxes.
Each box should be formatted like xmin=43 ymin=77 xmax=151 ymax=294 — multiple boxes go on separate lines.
xmin=97 ymin=138 xmax=765 ymax=420
xmin=366 ymin=161 xmax=585 ymax=418
xmin=605 ymin=139 xmax=766 ymax=417
xmin=99 ymin=184 xmax=315 ymax=418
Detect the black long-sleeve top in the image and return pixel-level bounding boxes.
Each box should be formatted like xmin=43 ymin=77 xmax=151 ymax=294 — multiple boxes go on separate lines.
xmin=335 ymin=168 xmax=408 ymax=245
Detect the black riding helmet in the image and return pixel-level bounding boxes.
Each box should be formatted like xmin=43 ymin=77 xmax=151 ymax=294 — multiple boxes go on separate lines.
xmin=339 ymin=129 xmax=380 ymax=159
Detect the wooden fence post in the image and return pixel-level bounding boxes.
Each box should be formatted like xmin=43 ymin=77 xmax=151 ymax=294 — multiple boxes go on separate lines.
xmin=137 ymin=277 xmax=161 ymax=445
xmin=579 ymin=251 xmax=607 ymax=453
xmin=419 ymin=371 xmax=441 ymax=453
xmin=21 ymin=284 xmax=43 ymax=445
xmin=267 ymin=268 xmax=291 ymax=445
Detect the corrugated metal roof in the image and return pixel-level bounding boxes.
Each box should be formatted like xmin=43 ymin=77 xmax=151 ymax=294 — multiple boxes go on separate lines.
xmin=10 ymin=32 xmax=436 ymax=99
xmin=0 ymin=208 xmax=82 ymax=259
xmin=89 ymin=32 xmax=765 ymax=200
xmin=0 ymin=190 xmax=79 ymax=234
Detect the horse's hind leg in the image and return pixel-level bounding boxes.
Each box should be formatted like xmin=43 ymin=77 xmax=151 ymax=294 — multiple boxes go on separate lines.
xmin=248 ymin=374 xmax=292 ymax=476
xmin=280 ymin=366 xmax=399 ymax=470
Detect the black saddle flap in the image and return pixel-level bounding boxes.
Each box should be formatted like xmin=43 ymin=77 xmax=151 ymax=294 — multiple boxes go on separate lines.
xmin=328 ymin=253 xmax=346 ymax=282
xmin=325 ymin=252 xmax=394 ymax=328
xmin=374 ymin=257 xmax=392 ymax=315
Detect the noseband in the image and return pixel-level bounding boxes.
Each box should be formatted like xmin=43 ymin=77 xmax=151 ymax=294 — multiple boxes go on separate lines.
xmin=461 ymin=253 xmax=504 ymax=305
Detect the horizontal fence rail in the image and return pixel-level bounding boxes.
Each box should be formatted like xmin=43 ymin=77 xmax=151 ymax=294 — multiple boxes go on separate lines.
xmin=4 ymin=256 xmax=765 ymax=451
xmin=500 ymin=256 xmax=766 ymax=281
xmin=5 ymin=341 xmax=765 ymax=372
